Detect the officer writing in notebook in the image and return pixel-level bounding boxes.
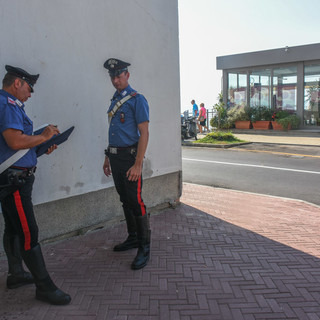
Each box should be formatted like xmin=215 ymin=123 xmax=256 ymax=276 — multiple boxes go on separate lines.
xmin=103 ymin=58 xmax=151 ymax=270
xmin=0 ymin=65 xmax=71 ymax=305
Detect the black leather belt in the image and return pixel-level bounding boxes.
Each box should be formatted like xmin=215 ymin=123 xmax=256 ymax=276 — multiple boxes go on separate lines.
xmin=105 ymin=145 xmax=137 ymax=156
xmin=0 ymin=166 xmax=37 ymax=192
xmin=10 ymin=166 xmax=37 ymax=176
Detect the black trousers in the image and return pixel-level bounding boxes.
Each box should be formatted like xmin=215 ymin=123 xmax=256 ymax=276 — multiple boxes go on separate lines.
xmin=109 ymin=152 xmax=147 ymax=217
xmin=0 ymin=174 xmax=39 ymax=252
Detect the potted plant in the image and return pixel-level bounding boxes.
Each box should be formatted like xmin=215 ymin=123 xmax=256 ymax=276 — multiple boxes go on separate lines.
xmin=276 ymin=114 xmax=301 ymax=130
xmin=251 ymin=106 xmax=272 ymax=130
xmin=228 ymin=106 xmax=253 ymax=129
xmin=271 ymin=108 xmax=300 ymax=130
xmin=272 ymin=109 xmax=290 ymax=130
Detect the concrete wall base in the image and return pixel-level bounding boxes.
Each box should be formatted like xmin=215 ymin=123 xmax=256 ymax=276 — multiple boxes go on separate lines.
xmin=0 ymin=171 xmax=182 ymax=255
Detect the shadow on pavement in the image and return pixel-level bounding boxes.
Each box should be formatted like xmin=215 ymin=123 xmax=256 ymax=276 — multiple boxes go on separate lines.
xmin=0 ymin=199 xmax=319 ymax=320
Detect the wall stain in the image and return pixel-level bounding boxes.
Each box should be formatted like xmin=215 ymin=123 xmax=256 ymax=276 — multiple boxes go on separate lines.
xmin=59 ymin=186 xmax=71 ymax=194
xmin=74 ymin=182 xmax=84 ymax=188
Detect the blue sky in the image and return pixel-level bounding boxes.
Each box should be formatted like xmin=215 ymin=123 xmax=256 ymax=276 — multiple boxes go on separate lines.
xmin=178 ymin=0 xmax=320 ymax=112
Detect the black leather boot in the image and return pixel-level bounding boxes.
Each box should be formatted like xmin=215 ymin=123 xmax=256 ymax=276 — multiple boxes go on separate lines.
xmin=131 ymin=215 xmax=151 ymax=270
xmin=21 ymin=244 xmax=71 ymax=305
xmin=3 ymin=233 xmax=34 ymax=289
xmin=113 ymin=233 xmax=139 ymax=251
xmin=114 ymin=207 xmax=138 ymax=251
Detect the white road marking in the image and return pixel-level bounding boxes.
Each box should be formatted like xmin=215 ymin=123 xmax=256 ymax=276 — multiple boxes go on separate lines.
xmin=182 ymin=158 xmax=320 ymax=175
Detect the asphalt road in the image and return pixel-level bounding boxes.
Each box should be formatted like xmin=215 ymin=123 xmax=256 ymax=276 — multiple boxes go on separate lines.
xmin=182 ymin=143 xmax=320 ymax=206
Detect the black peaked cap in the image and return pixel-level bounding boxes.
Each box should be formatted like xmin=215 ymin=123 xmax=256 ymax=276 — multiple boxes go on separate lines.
xmin=103 ymin=58 xmax=130 ymax=76
xmin=5 ymin=65 xmax=39 ymax=92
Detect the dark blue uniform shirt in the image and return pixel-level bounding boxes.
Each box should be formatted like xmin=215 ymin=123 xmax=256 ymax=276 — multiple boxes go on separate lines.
xmin=107 ymin=85 xmax=149 ymax=147
xmin=0 ymin=89 xmax=37 ymax=168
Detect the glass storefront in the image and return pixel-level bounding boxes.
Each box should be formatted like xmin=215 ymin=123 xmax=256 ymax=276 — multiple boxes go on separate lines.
xmin=273 ymin=66 xmax=297 ymax=111
xmin=227 ymin=66 xmax=297 ymax=111
xmin=304 ymin=64 xmax=320 ymax=126
xmin=226 ymin=64 xmax=320 ymax=126
xmin=227 ymin=72 xmax=247 ymax=108
xmin=250 ymin=69 xmax=271 ymax=108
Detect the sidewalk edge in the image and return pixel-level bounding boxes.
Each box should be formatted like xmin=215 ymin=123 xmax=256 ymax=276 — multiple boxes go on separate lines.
xmin=182 ymin=182 xmax=320 ymax=209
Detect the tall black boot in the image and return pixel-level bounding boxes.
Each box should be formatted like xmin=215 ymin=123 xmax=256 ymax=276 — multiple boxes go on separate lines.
xmin=3 ymin=232 xmax=34 ymax=289
xmin=21 ymin=244 xmax=71 ymax=305
xmin=114 ymin=207 xmax=139 ymax=251
xmin=131 ymin=215 xmax=151 ymax=270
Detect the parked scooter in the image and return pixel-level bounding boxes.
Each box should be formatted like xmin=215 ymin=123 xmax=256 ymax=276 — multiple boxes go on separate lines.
xmin=181 ymin=116 xmax=197 ymax=140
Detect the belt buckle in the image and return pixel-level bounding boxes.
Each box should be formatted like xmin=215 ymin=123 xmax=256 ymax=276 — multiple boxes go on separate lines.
xmin=27 ymin=167 xmax=36 ymax=176
xmin=109 ymin=147 xmax=117 ymax=154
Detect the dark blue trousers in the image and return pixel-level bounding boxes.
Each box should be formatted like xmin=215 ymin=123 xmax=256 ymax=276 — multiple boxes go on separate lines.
xmin=0 ymin=174 xmax=39 ymax=252
xmin=109 ymin=152 xmax=146 ymax=217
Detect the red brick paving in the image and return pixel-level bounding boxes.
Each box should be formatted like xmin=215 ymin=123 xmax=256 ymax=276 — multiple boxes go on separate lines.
xmin=0 ymin=182 xmax=319 ymax=319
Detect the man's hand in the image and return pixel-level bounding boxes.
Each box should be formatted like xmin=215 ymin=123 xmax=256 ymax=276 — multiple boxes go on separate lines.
xmin=126 ymin=162 xmax=142 ymax=181
xmin=103 ymin=157 xmax=112 ymax=177
xmin=46 ymin=144 xmax=57 ymax=155
xmin=126 ymin=121 xmax=149 ymax=182
xmin=41 ymin=125 xmax=60 ymax=140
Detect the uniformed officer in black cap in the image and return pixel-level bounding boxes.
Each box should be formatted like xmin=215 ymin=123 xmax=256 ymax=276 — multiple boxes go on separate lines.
xmin=103 ymin=58 xmax=151 ymax=270
xmin=0 ymin=65 xmax=71 ymax=305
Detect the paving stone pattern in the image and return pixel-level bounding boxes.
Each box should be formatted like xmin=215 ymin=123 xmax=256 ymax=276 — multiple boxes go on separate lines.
xmin=0 ymin=183 xmax=319 ymax=319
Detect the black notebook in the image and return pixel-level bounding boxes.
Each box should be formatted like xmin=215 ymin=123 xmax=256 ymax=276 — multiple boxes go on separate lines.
xmin=35 ymin=126 xmax=75 ymax=157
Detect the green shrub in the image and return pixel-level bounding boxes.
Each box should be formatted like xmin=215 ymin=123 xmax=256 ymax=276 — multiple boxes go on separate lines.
xmin=251 ymin=106 xmax=273 ymax=121
xmin=210 ymin=108 xmax=232 ymax=129
xmin=276 ymin=115 xmax=301 ymax=129
xmin=212 ymin=92 xmax=229 ymax=129
xmin=227 ymin=105 xmax=253 ymax=125
xmin=273 ymin=109 xmax=292 ymax=120
xmin=194 ymin=131 xmax=245 ymax=144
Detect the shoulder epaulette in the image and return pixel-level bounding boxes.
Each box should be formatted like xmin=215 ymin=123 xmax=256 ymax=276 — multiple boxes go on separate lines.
xmin=131 ymin=91 xmax=138 ymax=97
xmin=7 ymin=97 xmax=16 ymax=105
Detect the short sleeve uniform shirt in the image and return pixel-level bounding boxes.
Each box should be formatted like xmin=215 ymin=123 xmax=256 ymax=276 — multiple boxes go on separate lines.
xmin=0 ymin=89 xmax=37 ymax=168
xmin=107 ymin=85 xmax=149 ymax=147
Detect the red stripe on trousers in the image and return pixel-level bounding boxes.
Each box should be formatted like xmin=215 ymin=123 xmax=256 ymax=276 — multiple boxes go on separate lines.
xmin=13 ymin=190 xmax=31 ymax=251
xmin=137 ymin=177 xmax=146 ymax=216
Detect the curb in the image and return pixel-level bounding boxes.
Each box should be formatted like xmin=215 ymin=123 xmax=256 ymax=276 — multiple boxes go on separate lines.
xmin=182 ymin=140 xmax=320 ymax=148
xmin=181 ymin=141 xmax=252 ymax=148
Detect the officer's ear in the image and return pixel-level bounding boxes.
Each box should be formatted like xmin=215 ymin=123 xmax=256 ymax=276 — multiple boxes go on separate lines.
xmin=14 ymin=78 xmax=26 ymax=91
xmin=125 ymin=71 xmax=130 ymax=80
xmin=13 ymin=78 xmax=22 ymax=89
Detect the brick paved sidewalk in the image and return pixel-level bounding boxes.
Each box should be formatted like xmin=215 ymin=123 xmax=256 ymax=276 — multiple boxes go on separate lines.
xmin=0 ymin=183 xmax=319 ymax=320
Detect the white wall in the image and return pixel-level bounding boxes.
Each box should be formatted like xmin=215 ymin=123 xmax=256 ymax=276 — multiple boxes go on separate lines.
xmin=0 ymin=0 xmax=181 ymax=205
